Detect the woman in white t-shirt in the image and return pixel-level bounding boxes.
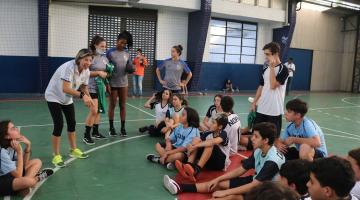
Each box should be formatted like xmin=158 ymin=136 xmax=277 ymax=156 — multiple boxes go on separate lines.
xmin=140 ymin=89 xmax=172 ymax=137
xmin=45 ymin=49 xmax=94 ymax=168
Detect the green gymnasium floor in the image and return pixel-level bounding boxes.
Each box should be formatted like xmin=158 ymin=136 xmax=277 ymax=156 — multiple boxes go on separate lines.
xmin=0 ymin=92 xmax=360 ymax=200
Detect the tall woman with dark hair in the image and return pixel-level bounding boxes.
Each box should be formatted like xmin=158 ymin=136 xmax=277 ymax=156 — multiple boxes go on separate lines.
xmin=156 ymin=45 xmax=192 ymax=93
xmin=107 ymin=31 xmax=134 ymax=137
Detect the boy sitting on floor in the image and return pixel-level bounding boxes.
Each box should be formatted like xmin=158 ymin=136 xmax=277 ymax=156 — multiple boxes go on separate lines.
xmin=276 ymin=98 xmax=327 ymax=161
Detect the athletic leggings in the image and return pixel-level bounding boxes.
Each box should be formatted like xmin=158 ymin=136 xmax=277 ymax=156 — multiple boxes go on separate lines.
xmin=47 ymin=102 xmax=76 ymax=136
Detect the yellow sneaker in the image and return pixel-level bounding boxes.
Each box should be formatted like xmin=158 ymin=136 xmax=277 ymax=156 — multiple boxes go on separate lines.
xmin=69 ymin=148 xmax=89 ymax=159
xmin=52 ymin=154 xmax=66 ymax=168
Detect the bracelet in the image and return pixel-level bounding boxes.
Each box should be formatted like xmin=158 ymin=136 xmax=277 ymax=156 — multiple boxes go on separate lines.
xmin=79 ymin=91 xmax=84 ymax=99
xmin=24 ymin=150 xmax=31 ymax=153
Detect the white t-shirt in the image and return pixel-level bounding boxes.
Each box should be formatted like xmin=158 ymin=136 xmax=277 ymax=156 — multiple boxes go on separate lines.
xmin=285 ymin=62 xmax=296 ymax=77
xmin=151 ymin=102 xmax=169 ymax=125
xmin=351 ymin=181 xmax=360 ymax=200
xmin=224 ymin=113 xmax=241 ymax=155
xmin=257 ymin=63 xmax=289 ymax=116
xmin=45 ymin=60 xmax=90 ymax=105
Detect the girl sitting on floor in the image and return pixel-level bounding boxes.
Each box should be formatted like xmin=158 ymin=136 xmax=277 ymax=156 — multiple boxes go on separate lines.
xmin=146 ymin=107 xmax=200 ymax=170
xmin=139 ymin=89 xmax=172 ymax=137
xmin=0 ymin=120 xmax=53 ymax=197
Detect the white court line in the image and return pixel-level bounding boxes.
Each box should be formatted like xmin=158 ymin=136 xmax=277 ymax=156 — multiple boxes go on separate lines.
xmin=19 ymin=118 xmax=154 ymax=128
xmin=320 ymin=127 xmax=360 ymax=139
xmin=4 ymin=196 xmax=10 ymax=200
xmin=342 ymin=97 xmax=360 ymax=106
xmin=325 ymin=133 xmax=360 ymax=141
xmin=126 ymin=103 xmax=155 ymax=117
xmin=310 ymin=105 xmax=360 ymax=111
xmin=24 ymin=134 xmax=148 ymax=200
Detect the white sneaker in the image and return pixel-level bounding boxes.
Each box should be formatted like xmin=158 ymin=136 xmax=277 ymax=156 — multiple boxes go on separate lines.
xmin=166 ymin=162 xmax=176 ymax=170
xmin=163 ymin=175 xmax=179 ymax=195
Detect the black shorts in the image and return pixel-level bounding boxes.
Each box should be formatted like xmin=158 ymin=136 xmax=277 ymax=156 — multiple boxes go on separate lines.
xmin=229 ymin=176 xmax=253 ymax=188
xmin=285 ymin=147 xmax=325 ymax=160
xmin=159 ymin=142 xmax=188 ymax=161
xmin=0 ymin=173 xmax=15 ymax=196
xmin=90 ymin=93 xmax=98 ymax=99
xmin=196 ymin=146 xmax=226 ymax=170
xmin=254 ymin=112 xmax=282 ymax=137
xmin=148 ymin=121 xmax=166 ymax=137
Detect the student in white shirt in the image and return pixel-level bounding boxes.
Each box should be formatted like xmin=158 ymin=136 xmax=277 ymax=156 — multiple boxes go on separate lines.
xmin=201 ymin=94 xmax=223 ymax=132
xmin=251 ymin=42 xmax=289 ymax=138
xmin=221 ymin=96 xmax=241 ymax=155
xmin=140 ymin=89 xmax=172 ymax=137
xmin=45 ymin=49 xmax=94 ymax=168
xmin=285 ymin=57 xmax=296 ymax=96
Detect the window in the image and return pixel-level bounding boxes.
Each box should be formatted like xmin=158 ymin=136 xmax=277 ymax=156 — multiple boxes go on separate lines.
xmin=209 ymin=19 xmax=257 ymax=64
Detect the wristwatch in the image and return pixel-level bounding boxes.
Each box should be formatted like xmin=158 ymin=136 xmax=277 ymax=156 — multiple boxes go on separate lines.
xmin=80 ymin=91 xmax=84 ymax=99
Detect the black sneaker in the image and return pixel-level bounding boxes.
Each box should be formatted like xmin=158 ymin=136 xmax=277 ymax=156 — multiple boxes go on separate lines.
xmin=83 ymin=136 xmax=95 ymax=145
xmin=146 ymin=154 xmax=160 ymax=163
xmin=109 ymin=128 xmax=117 ymax=137
xmin=121 ymin=129 xmax=127 ymax=137
xmin=37 ymin=168 xmax=54 ymax=181
xmin=92 ymin=132 xmax=107 ymax=140
xmin=139 ymin=126 xmax=148 ymax=133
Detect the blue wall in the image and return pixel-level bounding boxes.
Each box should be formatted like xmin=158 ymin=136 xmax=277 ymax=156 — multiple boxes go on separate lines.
xmin=0 ymin=56 xmax=40 ymax=93
xmin=0 ymin=56 xmax=73 ymax=93
xmin=199 ymin=62 xmax=262 ymax=91
xmin=287 ymin=48 xmax=313 ymax=90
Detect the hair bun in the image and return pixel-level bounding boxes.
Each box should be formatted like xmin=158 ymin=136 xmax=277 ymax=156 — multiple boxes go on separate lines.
xmin=178 ymin=45 xmax=183 ymax=51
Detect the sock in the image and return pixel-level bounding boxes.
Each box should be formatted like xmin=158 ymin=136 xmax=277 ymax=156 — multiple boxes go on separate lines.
xmin=194 ymin=164 xmax=202 ymax=175
xmin=179 ymin=184 xmax=197 ymax=193
xmin=121 ymin=120 xmax=125 ymax=130
xmin=85 ymin=126 xmax=91 ymax=138
xmin=93 ymin=124 xmax=99 ymax=134
xmin=109 ymin=120 xmax=114 ymax=129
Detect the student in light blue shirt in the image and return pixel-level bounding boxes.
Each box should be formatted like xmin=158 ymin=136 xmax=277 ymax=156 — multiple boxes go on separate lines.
xmin=0 ymin=120 xmax=53 ymax=196
xmin=277 ymin=98 xmax=328 ymax=161
xmin=146 ymin=107 xmax=200 ymax=170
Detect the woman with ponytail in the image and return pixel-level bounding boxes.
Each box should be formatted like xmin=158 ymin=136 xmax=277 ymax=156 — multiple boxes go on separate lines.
xmin=156 ymin=45 xmax=192 ymax=93
xmin=82 ymin=35 xmax=109 ymax=145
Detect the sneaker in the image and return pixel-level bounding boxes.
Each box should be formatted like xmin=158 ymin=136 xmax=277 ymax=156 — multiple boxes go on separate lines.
xmin=37 ymin=168 xmax=54 ymax=181
xmin=139 ymin=126 xmax=148 ymax=133
xmin=109 ymin=128 xmax=117 ymax=137
xmin=163 ymin=175 xmax=180 ymax=195
xmin=184 ymin=163 xmax=197 ymax=182
xmin=146 ymin=154 xmax=160 ymax=163
xmin=69 ymin=148 xmax=89 ymax=159
xmin=83 ymin=136 xmax=95 ymax=145
xmin=166 ymin=162 xmax=176 ymax=170
xmin=92 ymin=132 xmax=107 ymax=140
xmin=52 ymin=154 xmax=66 ymax=168
xmin=121 ymin=129 xmax=127 ymax=137
xmin=175 ymin=160 xmax=191 ymax=180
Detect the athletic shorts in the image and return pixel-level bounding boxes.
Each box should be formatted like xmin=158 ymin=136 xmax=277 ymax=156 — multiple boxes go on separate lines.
xmin=195 ymin=145 xmax=226 ymax=170
xmin=159 ymin=142 xmax=188 ymax=161
xmin=90 ymin=93 xmax=98 ymax=99
xmin=0 ymin=173 xmax=16 ymax=196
